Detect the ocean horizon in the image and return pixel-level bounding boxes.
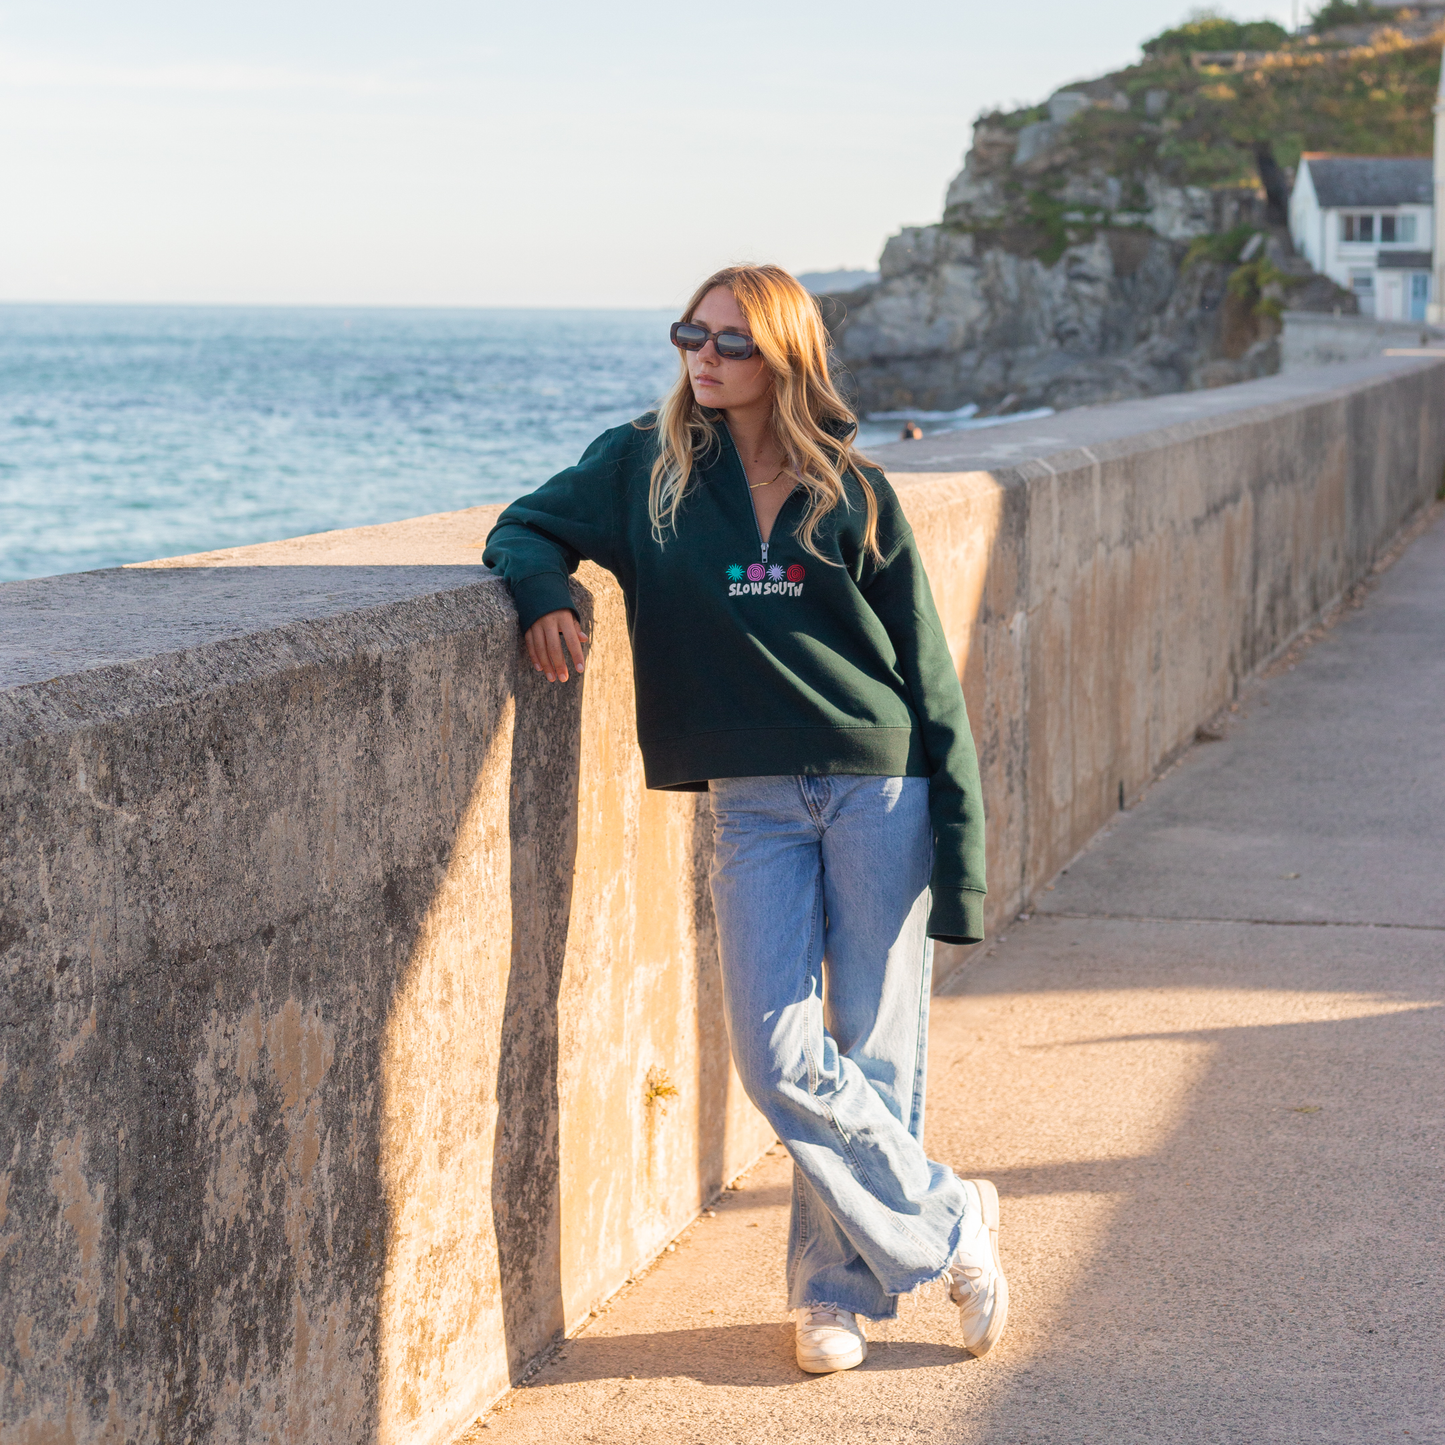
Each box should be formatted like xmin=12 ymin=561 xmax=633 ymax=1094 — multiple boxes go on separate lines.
xmin=0 ymin=302 xmax=1033 ymax=584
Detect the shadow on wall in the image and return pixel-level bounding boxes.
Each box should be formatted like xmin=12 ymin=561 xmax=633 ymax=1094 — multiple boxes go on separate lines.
xmin=373 ymin=629 xmax=585 ymax=1439
xmin=688 ymin=796 xmax=733 ymax=1217
xmin=493 ymin=706 xmax=579 ymax=1376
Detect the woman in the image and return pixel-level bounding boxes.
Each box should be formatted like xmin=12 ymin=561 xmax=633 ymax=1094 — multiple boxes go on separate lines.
xmin=482 ymin=264 xmax=1006 ymax=1373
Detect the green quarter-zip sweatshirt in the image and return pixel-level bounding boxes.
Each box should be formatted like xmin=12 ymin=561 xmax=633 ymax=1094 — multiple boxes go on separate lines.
xmin=482 ymin=417 xmax=987 ymax=944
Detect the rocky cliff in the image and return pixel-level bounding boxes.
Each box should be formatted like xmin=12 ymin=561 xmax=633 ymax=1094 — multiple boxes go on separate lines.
xmin=826 ymin=12 xmax=1442 ymax=415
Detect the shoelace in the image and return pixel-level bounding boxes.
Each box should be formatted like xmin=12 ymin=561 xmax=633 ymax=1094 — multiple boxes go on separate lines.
xmin=948 ymin=1261 xmax=988 ymax=1307
xmin=799 ymin=1305 xmax=851 ymax=1332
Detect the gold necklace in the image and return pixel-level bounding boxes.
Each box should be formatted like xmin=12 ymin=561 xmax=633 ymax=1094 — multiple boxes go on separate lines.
xmin=749 ymin=465 xmax=787 ymax=490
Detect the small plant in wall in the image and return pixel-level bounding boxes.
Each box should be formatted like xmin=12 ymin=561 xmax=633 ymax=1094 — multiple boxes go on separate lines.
xmin=644 ymin=1066 xmax=680 ymax=1115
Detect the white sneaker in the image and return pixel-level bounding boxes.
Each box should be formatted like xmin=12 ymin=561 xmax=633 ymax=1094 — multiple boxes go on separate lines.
xmin=947 ymin=1178 xmax=1009 ymax=1357
xmin=794 ymin=1304 xmax=867 ymax=1373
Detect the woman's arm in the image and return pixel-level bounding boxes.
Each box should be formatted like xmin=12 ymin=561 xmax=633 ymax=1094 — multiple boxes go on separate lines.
xmin=482 ymin=425 xmax=634 ymax=676
xmin=862 ymin=528 xmax=987 ymax=945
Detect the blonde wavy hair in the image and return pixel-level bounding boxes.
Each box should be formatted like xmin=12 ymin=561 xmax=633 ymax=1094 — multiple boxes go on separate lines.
xmin=640 ymin=264 xmax=881 ymax=563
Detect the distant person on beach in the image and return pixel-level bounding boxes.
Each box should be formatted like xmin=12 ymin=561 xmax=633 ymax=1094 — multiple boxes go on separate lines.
xmin=900 ymin=420 xmax=923 ymax=440
xmin=483 ymin=264 xmax=1003 ymax=1375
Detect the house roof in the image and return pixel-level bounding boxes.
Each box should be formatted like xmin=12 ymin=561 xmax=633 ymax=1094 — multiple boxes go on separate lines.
xmin=1376 ymin=250 xmax=1434 ymax=270
xmin=1301 ymin=156 xmax=1433 ymax=209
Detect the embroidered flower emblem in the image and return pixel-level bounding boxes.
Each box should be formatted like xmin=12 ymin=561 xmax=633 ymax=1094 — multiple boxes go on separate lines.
xmin=766 ymin=564 xmax=785 ymax=582
xmin=786 ymin=563 xmax=806 ymax=583
xmin=726 ymin=563 xmax=745 ymax=581
xmin=746 ymin=563 xmax=766 ymax=582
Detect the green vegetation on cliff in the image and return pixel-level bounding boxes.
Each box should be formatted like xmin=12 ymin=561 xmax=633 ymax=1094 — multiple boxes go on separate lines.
xmin=1308 ymin=1 xmax=1391 ymax=30
xmin=1152 ymin=29 xmax=1439 ymax=179
xmin=959 ymin=16 xmax=1441 ymax=248
xmin=1142 ymin=15 xmax=1291 ymax=56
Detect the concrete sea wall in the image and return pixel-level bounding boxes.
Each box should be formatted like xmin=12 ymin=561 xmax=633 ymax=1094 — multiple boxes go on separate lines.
xmin=1281 ymin=308 xmax=1445 ymax=370
xmin=2 ymin=354 xmax=1442 ymax=1444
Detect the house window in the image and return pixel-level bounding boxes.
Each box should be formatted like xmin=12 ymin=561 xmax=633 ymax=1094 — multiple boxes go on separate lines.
xmin=1348 ymin=214 xmax=1418 ymax=244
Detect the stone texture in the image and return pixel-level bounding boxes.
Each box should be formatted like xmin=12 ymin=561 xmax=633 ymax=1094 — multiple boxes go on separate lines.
xmin=1 ymin=355 xmax=1442 ymax=1444
xmin=827 ymin=222 xmax=1282 ymax=415
xmin=828 ymin=108 xmax=1279 ymax=415
xmin=1046 ymin=91 xmax=1092 ymax=126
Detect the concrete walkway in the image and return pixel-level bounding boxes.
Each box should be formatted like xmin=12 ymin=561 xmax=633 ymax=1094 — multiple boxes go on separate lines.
xmin=465 ymin=509 xmax=1445 ymax=1445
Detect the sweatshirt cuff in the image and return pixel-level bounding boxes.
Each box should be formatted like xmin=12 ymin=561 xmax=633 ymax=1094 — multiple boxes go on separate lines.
xmin=508 ymin=572 xmax=579 ymax=634
xmin=927 ymin=888 xmax=986 ymax=946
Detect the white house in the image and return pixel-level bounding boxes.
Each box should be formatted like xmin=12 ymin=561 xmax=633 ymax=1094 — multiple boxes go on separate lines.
xmin=1289 ymin=154 xmax=1434 ymax=320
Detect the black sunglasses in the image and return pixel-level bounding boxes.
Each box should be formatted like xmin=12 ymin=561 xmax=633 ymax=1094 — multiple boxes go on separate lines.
xmin=670 ymin=321 xmax=758 ymax=360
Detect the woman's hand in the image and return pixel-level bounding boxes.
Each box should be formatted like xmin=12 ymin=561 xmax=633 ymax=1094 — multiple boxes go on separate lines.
xmin=524 ymin=609 xmax=590 ymax=682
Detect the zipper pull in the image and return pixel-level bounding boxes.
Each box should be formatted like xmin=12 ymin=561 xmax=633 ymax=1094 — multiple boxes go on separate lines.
xmin=761 ymin=541 xmax=769 ymax=563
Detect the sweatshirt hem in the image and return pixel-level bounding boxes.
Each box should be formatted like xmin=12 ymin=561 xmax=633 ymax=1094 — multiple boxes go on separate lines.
xmin=640 ymin=726 xmax=930 ymax=790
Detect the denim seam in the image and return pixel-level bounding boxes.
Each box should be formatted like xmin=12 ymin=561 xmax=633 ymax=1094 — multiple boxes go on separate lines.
xmin=797 ymin=774 xmax=830 ymax=828
xmin=812 ymin=1060 xmax=936 ymax=1257
xmin=800 ymin=855 xmax=884 ymax=1218
xmin=909 ymin=940 xmax=933 ymax=1140
xmin=801 ymin=870 xmax=825 ymax=1096
xmin=822 ymin=1111 xmax=937 ymax=1260
xmin=788 ymin=1170 xmax=809 ymax=1297
xmin=909 ymin=846 xmax=937 ymax=1139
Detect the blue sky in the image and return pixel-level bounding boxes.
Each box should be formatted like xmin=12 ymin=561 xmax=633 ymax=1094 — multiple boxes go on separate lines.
xmin=0 ymin=1 xmax=1300 ymax=307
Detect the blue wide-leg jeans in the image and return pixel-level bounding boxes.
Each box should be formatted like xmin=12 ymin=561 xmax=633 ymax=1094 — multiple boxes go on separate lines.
xmin=708 ymin=774 xmax=973 ymax=1320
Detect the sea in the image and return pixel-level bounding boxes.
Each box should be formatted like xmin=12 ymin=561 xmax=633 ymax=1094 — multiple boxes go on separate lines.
xmin=0 ymin=304 xmax=1046 ymax=583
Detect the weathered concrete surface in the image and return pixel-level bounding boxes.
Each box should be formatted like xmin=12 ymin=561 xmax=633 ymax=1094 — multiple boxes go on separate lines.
xmin=1281 ymin=309 xmax=1444 ymax=371
xmin=0 ymin=561 xmax=491 ymax=687
xmin=1035 ymin=509 xmax=1445 ymax=932
xmin=2 ymin=356 xmax=1442 ymax=1445
xmin=462 ymin=508 xmax=1445 ymax=1445
xmin=876 ymin=354 xmax=1445 ymax=954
